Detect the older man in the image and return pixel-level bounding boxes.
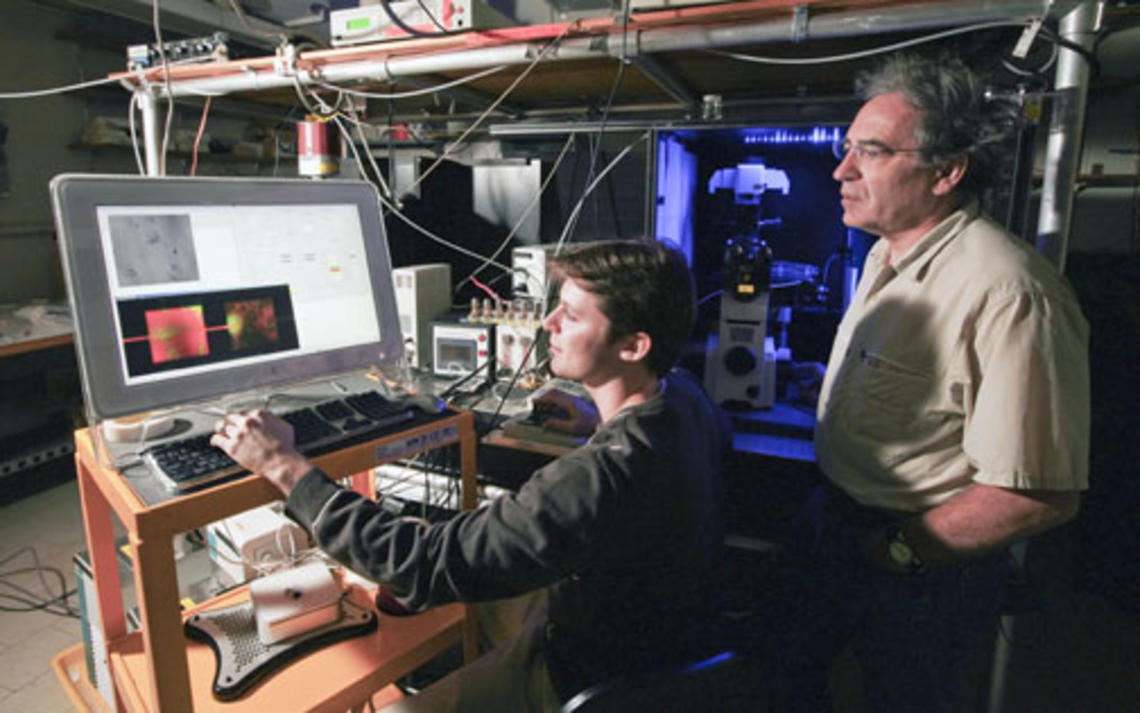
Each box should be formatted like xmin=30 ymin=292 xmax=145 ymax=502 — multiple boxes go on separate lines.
xmin=801 ymin=53 xmax=1090 ymax=712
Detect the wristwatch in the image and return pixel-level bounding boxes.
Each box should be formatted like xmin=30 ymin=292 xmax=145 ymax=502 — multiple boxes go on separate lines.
xmin=885 ymin=524 xmax=928 ymax=575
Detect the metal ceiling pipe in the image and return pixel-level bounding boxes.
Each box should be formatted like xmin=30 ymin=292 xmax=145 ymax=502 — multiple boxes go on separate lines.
xmin=159 ymin=0 xmax=1076 ymax=100
xmin=1034 ymin=1 xmax=1103 ymax=271
xmin=572 ymin=0 xmax=1072 ymax=58
xmin=137 ymin=89 xmax=163 ymax=176
xmin=165 ymin=44 xmax=537 ymax=97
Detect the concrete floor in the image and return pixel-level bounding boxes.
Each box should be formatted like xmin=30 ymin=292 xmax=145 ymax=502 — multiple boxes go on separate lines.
xmin=0 ymin=479 xmax=88 ymax=713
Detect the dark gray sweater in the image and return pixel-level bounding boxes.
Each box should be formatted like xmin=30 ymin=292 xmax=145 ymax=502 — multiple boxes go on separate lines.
xmin=284 ymin=369 xmax=730 ymax=699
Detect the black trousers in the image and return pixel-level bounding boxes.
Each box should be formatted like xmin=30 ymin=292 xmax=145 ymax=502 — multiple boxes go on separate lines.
xmin=751 ymin=482 xmax=1009 ymax=713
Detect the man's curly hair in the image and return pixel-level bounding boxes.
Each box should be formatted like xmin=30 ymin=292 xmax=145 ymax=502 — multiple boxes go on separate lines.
xmin=856 ymin=52 xmax=1019 ymax=198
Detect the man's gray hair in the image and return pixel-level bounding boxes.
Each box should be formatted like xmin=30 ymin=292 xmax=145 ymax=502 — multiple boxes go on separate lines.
xmin=855 ymin=52 xmax=1017 ymax=197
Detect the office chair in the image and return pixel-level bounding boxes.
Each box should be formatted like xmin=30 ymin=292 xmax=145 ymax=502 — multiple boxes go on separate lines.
xmin=559 ymin=651 xmax=768 ymax=713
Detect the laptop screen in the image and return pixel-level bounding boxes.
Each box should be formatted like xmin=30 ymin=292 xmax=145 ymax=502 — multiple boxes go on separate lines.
xmin=52 ymin=175 xmax=403 ymax=419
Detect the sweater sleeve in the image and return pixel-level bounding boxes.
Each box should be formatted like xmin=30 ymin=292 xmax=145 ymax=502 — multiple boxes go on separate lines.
xmin=281 ymin=441 xmax=637 ymax=611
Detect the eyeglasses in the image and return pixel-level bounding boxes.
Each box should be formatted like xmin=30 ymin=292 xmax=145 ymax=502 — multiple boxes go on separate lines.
xmin=832 ymin=137 xmax=924 ymax=163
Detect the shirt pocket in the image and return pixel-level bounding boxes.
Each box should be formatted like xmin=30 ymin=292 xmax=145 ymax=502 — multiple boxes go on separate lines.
xmin=845 ymin=350 xmax=938 ymax=441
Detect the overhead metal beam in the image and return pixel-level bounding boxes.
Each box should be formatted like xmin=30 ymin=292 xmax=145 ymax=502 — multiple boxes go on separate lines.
xmin=628 ymin=54 xmax=700 ymax=114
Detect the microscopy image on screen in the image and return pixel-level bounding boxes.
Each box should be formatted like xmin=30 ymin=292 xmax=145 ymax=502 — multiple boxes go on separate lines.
xmin=109 ymin=214 xmax=199 ymax=287
xmin=225 ymin=298 xmax=280 ymax=350
xmin=118 ymin=285 xmax=300 ymax=379
xmin=143 ymin=305 xmax=209 ymax=364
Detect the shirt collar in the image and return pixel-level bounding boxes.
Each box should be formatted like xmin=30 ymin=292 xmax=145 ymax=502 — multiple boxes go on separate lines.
xmin=892 ymin=199 xmax=979 ymax=282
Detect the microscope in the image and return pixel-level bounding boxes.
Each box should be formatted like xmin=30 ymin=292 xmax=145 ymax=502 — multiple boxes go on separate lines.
xmin=703 ymin=161 xmax=790 ymax=410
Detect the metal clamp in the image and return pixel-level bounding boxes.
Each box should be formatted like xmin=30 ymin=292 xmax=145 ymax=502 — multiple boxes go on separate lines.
xmin=791 ymin=5 xmax=810 ymax=43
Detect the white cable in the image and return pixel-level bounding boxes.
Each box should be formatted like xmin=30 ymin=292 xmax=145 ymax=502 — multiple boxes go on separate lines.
xmin=127 ymin=92 xmax=146 ymax=176
xmin=311 ymin=64 xmax=510 ymax=100
xmin=333 ymin=109 xmax=387 ymax=131
xmin=696 ymin=289 xmax=723 ymax=307
xmin=326 ymin=93 xmax=516 ymax=271
xmin=296 ymin=84 xmax=389 ymax=202
xmin=455 ymin=133 xmax=576 ymax=292
xmin=212 ymin=520 xmax=246 ymax=566
xmin=0 ymin=74 xmax=121 ymax=99
xmin=1002 ymin=39 xmax=1058 ymax=77
xmin=381 ymin=193 xmax=515 ymax=270
xmin=274 ymin=522 xmax=300 ymax=566
xmin=292 ymin=70 xmax=342 ymax=117
xmin=225 ymin=0 xmax=290 ymax=44
xmin=568 ymin=40 xmax=628 ymax=243
xmin=410 ymin=26 xmax=572 ymax=194
xmin=708 ymin=20 xmax=1030 ymax=66
xmin=557 ymin=131 xmax=649 ymax=247
xmin=331 ymin=112 xmax=395 ymax=201
xmin=151 ymin=0 xmax=175 ymax=175
xmin=351 ymin=117 xmax=396 ymax=201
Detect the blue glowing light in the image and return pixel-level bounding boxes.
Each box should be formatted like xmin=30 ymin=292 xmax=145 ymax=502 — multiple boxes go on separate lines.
xmin=683 ymin=651 xmax=736 ymax=673
xmin=741 ymin=126 xmax=843 ymax=146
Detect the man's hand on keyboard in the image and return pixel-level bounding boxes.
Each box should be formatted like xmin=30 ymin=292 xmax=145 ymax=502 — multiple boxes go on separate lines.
xmin=211 ymin=409 xmax=313 ymax=496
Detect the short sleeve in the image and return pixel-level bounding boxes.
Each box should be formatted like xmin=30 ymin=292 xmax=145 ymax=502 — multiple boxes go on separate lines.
xmin=964 ymin=288 xmax=1090 ymax=490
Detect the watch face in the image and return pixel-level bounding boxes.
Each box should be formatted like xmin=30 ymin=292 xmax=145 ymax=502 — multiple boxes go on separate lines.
xmin=888 ymin=540 xmax=914 ymax=566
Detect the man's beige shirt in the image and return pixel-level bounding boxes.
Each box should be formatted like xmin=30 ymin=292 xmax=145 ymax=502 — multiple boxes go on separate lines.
xmin=815 ymin=202 xmax=1090 ymax=512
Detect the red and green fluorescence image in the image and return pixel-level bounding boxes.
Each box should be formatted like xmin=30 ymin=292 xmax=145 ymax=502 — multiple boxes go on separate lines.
xmin=143 ymin=306 xmax=209 ymax=363
xmin=226 ymin=298 xmax=280 ymax=350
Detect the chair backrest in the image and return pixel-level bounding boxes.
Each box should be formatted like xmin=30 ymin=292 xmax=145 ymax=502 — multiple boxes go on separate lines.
xmin=560 ymin=651 xmax=767 ymax=713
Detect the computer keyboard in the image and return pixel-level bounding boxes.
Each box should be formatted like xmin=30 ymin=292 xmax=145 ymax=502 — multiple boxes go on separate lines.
xmin=143 ymin=391 xmax=419 ymax=491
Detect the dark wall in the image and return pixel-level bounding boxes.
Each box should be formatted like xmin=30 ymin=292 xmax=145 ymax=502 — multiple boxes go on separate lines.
xmin=1066 ymin=252 xmax=1140 ymax=612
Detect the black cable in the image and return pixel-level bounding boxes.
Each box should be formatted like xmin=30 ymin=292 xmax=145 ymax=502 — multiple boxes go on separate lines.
xmin=477 ymin=335 xmax=541 ymax=440
xmin=563 ymin=45 xmax=626 ymax=241
xmin=0 ymin=573 xmax=79 ymax=618
xmin=601 ymin=147 xmax=625 ymax=239
xmin=151 ymin=0 xmax=176 ymax=176
xmin=0 ymin=548 xmax=79 ymax=617
xmin=377 ymin=0 xmax=451 ymax=38
xmin=225 ymin=0 xmax=288 ymax=44
xmin=0 ymin=588 xmax=80 ymax=617
xmin=1039 ymin=25 xmax=1101 ymax=78
xmin=417 ymin=451 xmax=433 ymax=520
xmin=414 ymin=0 xmax=449 ymax=32
xmin=0 ymin=601 xmax=78 ymax=618
xmin=389 ymin=99 xmax=398 ymax=202
xmin=438 ymin=360 xmax=492 ymax=400
xmin=446 ymin=445 xmax=460 ymax=512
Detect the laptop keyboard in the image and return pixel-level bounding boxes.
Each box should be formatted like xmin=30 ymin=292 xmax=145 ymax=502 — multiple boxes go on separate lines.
xmin=143 ymin=391 xmax=418 ymax=490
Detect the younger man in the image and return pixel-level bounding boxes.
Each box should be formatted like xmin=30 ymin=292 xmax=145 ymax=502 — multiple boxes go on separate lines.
xmin=212 ymin=240 xmax=732 ymax=711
